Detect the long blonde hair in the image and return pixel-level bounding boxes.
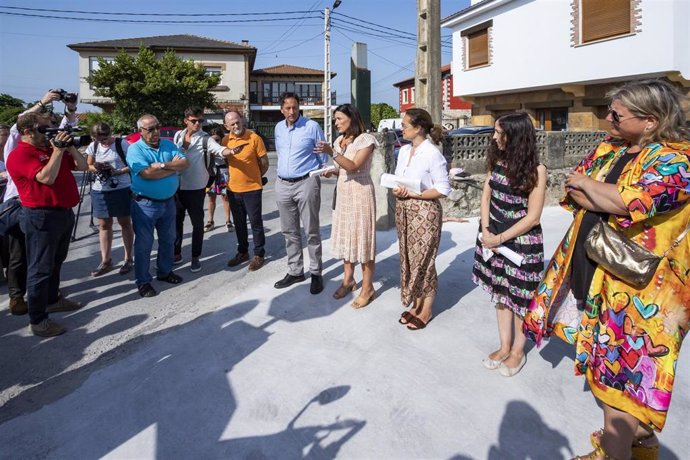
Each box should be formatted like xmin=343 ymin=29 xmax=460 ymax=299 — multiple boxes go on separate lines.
xmin=606 ymin=79 xmax=689 ymax=146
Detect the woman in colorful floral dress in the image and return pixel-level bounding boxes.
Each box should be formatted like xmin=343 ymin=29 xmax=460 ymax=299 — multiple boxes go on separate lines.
xmin=523 ymin=80 xmax=690 ymax=460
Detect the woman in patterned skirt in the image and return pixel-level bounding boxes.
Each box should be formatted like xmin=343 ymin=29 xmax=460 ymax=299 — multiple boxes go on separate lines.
xmin=316 ymin=104 xmax=377 ymax=308
xmin=523 ymin=80 xmax=690 ymax=460
xmin=472 ymin=112 xmax=546 ymax=377
xmin=393 ymin=108 xmax=451 ymax=330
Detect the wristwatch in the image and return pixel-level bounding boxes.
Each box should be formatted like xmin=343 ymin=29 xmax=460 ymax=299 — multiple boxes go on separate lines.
xmin=158 ymin=162 xmax=166 ymax=170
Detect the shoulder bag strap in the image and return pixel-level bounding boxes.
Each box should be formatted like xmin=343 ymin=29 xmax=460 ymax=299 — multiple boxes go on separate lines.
xmin=114 ymin=138 xmax=126 ymax=164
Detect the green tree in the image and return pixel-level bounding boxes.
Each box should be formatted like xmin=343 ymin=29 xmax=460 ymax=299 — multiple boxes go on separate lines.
xmin=0 ymin=93 xmax=26 ymax=125
xmin=87 ymin=47 xmax=220 ymax=127
xmin=370 ymin=102 xmax=399 ymax=131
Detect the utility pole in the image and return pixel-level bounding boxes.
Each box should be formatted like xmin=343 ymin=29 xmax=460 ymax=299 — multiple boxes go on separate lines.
xmin=416 ymin=0 xmax=441 ymax=123
xmin=324 ymin=0 xmax=342 ymax=144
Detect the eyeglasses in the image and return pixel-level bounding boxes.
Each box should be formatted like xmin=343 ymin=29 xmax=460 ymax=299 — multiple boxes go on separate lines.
xmin=187 ymin=118 xmax=204 ymax=124
xmin=141 ymin=125 xmax=160 ymax=132
xmin=608 ymin=106 xmax=642 ymax=124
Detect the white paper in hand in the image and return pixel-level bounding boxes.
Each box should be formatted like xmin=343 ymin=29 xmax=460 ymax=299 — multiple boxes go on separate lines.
xmin=380 ymin=173 xmax=422 ymax=194
xmin=478 ymin=234 xmax=524 ymax=266
xmin=309 ymin=166 xmax=336 ymax=177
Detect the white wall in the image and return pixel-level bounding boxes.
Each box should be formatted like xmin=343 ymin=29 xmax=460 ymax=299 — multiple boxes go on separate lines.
xmin=445 ymin=0 xmax=689 ymax=97
xmin=76 ymin=51 xmax=247 ymax=103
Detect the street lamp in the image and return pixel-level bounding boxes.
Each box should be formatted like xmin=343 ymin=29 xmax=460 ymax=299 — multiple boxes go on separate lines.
xmin=324 ymin=0 xmax=341 ymax=144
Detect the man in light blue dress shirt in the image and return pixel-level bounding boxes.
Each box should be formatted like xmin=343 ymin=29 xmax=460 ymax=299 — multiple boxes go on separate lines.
xmin=273 ymin=92 xmax=327 ymax=294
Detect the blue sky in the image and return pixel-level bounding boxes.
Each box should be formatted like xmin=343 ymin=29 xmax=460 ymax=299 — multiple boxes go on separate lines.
xmin=0 ymin=0 xmax=470 ymax=111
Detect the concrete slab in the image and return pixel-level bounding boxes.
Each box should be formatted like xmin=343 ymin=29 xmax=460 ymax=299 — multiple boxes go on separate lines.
xmin=0 ymin=160 xmax=687 ymax=459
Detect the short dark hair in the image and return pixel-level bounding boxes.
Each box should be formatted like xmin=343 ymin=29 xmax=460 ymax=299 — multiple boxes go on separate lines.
xmin=16 ymin=112 xmax=45 ymax=134
xmin=209 ymin=126 xmax=225 ymax=138
xmin=280 ymin=92 xmax=300 ymax=107
xmin=0 ymin=124 xmax=10 ymax=131
xmin=334 ymin=104 xmax=365 ymax=139
xmin=184 ymin=107 xmax=204 ymax=118
xmin=91 ymin=121 xmax=111 ymax=138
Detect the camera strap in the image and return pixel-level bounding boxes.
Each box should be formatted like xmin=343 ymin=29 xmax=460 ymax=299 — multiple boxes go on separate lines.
xmin=90 ymin=138 xmax=126 ymax=165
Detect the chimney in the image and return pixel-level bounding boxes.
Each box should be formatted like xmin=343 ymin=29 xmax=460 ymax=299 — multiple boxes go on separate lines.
xmin=241 ymin=40 xmax=249 ymax=46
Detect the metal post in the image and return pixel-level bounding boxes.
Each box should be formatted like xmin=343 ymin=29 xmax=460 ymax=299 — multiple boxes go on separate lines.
xmin=324 ymin=6 xmax=332 ymax=144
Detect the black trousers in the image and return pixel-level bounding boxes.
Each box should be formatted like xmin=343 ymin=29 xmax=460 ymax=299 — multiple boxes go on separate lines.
xmin=228 ymin=189 xmax=265 ymax=257
xmin=21 ymin=208 xmax=74 ymax=325
xmin=174 ymin=188 xmax=206 ymax=258
xmin=6 ymin=227 xmax=27 ymax=298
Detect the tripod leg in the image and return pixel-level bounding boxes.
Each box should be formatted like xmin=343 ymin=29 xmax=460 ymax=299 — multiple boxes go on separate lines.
xmin=71 ymin=171 xmax=91 ymax=242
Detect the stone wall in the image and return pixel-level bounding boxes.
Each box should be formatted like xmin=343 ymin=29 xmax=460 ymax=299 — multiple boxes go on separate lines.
xmin=370 ymin=130 xmax=606 ymax=226
xmin=441 ymin=130 xmax=606 ymax=218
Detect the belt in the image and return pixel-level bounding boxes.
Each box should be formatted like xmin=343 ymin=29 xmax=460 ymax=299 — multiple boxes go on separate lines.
xmin=133 ymin=194 xmax=171 ymax=203
xmin=278 ymin=173 xmax=310 ymax=183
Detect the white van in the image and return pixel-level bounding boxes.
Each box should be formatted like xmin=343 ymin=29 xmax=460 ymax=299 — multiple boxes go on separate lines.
xmin=377 ymin=118 xmax=403 ymax=131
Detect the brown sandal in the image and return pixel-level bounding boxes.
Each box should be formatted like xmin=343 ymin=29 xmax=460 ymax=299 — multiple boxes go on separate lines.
xmin=406 ymin=315 xmax=432 ymax=330
xmin=351 ymin=291 xmax=376 ymax=309
xmin=333 ymin=281 xmax=357 ymax=299
xmin=398 ymin=311 xmax=414 ymax=324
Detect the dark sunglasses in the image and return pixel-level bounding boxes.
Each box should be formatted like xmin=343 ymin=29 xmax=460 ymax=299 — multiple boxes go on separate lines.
xmin=187 ymin=118 xmax=204 ymax=124
xmin=141 ymin=125 xmax=160 ymax=132
xmin=608 ymin=106 xmax=642 ymax=124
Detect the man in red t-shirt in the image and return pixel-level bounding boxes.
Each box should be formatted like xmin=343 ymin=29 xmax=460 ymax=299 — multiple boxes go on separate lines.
xmin=6 ymin=112 xmax=88 ymax=337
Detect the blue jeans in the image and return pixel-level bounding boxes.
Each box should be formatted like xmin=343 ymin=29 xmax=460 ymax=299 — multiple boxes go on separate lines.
xmin=131 ymin=197 xmax=176 ymax=286
xmin=20 ymin=207 xmax=74 ymax=325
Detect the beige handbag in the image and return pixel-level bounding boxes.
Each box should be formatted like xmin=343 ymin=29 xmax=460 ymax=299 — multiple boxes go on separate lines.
xmin=585 ymin=219 xmax=690 ymax=288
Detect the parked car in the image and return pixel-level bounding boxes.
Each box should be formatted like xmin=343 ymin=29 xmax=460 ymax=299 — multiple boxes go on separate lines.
xmin=391 ymin=128 xmax=411 ymax=158
xmin=125 ymin=126 xmax=178 ymax=144
xmin=445 ymin=125 xmax=494 ymax=136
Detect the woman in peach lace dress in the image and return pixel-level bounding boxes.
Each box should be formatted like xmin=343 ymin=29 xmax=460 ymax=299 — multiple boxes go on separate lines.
xmin=315 ymin=104 xmax=377 ymax=308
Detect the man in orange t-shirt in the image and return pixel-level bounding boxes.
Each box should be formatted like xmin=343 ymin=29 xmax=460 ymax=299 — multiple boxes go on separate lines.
xmin=222 ymin=111 xmax=269 ymax=271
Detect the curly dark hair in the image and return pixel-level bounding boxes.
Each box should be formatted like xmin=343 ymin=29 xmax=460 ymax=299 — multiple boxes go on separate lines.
xmin=486 ymin=112 xmax=539 ymax=195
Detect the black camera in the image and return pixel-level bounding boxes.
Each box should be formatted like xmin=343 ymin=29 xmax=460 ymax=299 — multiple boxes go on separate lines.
xmin=94 ymin=167 xmax=118 ymax=188
xmin=50 ymin=88 xmax=78 ymax=105
xmin=38 ymin=126 xmax=91 ymax=148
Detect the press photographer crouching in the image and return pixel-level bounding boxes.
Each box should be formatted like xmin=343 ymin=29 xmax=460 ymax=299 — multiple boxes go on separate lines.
xmin=5 ymin=112 xmax=88 ymax=337
xmin=86 ymin=122 xmax=134 ymax=277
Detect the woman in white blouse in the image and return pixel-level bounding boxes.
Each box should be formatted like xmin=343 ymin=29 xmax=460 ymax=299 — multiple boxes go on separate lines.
xmin=393 ymin=108 xmax=451 ymax=330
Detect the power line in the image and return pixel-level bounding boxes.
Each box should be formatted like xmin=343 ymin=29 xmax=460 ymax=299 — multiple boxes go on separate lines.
xmin=333 ymin=29 xmax=414 ymax=73
xmin=332 ymin=18 xmax=451 ymax=50
xmin=0 ymin=11 xmax=322 ymax=24
xmin=0 ymin=6 xmax=320 ymax=16
xmin=261 ymin=0 xmax=322 ymax=54
xmin=257 ymin=31 xmax=324 ymax=56
xmin=332 ymin=12 xmax=416 ymax=38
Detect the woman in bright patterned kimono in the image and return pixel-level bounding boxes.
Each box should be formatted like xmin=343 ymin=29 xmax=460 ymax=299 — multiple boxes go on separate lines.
xmin=523 ymin=79 xmax=690 ymax=460
xmin=472 ymin=112 xmax=546 ymax=378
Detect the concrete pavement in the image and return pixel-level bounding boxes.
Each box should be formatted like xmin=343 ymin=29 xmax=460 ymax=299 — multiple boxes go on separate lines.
xmin=0 ymin=157 xmax=688 ymax=459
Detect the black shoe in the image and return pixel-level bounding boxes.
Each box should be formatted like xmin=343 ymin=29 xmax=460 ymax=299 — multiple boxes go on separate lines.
xmin=156 ymin=272 xmax=183 ymax=284
xmin=138 ymin=283 xmax=158 ymax=297
xmin=310 ymin=274 xmax=324 ymax=295
xmin=274 ymin=273 xmax=305 ymax=289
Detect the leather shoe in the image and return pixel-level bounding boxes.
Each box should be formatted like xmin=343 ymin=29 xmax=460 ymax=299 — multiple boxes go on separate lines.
xmin=274 ymin=273 xmax=305 ymax=289
xmin=9 ymin=297 xmax=28 ymax=316
xmin=227 ymin=252 xmax=249 ymax=267
xmin=310 ymin=274 xmax=324 ymax=295
xmin=156 ymin=272 xmax=183 ymax=284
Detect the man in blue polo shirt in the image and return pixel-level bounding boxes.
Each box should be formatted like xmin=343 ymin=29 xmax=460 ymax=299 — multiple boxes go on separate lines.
xmin=127 ymin=114 xmax=188 ymax=297
xmin=273 ymin=92 xmax=327 ymax=294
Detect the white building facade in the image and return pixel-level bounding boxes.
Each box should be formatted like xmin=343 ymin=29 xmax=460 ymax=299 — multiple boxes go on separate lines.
xmin=442 ymin=0 xmax=690 ymax=130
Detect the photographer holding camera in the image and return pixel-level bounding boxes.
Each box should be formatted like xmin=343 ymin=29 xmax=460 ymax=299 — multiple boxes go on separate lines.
xmin=86 ymin=122 xmax=134 ymax=277
xmin=2 ymin=89 xmax=79 ymax=316
xmin=5 ymin=111 xmax=87 ymax=337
